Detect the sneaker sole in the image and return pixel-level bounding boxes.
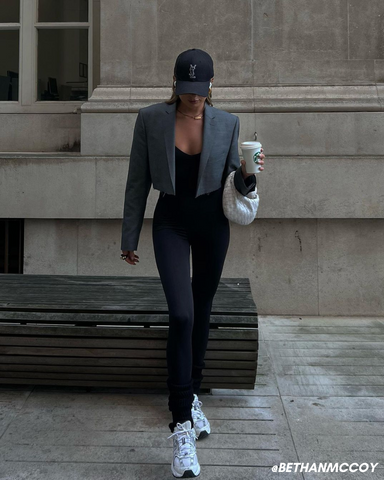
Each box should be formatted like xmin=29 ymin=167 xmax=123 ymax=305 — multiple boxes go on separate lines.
xmin=196 ymin=429 xmax=209 ymax=440
xmin=171 ymin=463 xmax=201 ymax=478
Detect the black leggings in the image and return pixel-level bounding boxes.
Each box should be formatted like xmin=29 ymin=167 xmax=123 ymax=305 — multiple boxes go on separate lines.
xmin=152 ymin=186 xmax=230 ymax=432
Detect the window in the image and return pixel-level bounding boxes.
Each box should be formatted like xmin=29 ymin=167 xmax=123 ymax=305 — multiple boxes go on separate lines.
xmin=0 ymin=0 xmax=100 ymax=112
xmin=0 ymin=2 xmax=20 ymax=101
xmin=0 ymin=219 xmax=24 ymax=274
xmin=37 ymin=0 xmax=89 ymax=102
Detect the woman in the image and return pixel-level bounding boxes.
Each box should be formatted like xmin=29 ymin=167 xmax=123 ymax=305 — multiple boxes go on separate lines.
xmin=121 ymin=48 xmax=265 ymax=478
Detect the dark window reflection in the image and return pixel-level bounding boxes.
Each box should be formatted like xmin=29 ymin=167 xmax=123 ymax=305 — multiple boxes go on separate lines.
xmin=0 ymin=0 xmax=20 ymax=23
xmin=0 ymin=30 xmax=19 ymax=101
xmin=38 ymin=0 xmax=88 ymax=23
xmin=37 ymin=29 xmax=88 ymax=101
xmin=0 ymin=219 xmax=24 ymax=274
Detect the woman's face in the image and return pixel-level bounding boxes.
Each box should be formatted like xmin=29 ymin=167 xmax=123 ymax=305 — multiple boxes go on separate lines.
xmin=179 ymin=93 xmax=206 ymax=109
xmin=173 ymin=75 xmax=213 ymax=109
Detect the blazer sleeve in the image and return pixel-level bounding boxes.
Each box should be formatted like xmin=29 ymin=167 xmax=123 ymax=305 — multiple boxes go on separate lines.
xmin=121 ymin=109 xmax=152 ymax=251
xmin=223 ymin=115 xmax=257 ymax=195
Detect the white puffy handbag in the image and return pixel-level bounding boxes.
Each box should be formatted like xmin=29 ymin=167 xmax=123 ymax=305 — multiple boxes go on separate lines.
xmin=222 ymin=171 xmax=259 ymax=225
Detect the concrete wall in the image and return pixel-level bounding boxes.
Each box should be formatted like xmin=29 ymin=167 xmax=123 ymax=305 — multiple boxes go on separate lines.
xmin=1 ymin=0 xmax=384 ymax=315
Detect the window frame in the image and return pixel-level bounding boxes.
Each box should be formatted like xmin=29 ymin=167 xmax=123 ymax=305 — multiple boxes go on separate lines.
xmin=0 ymin=0 xmax=93 ymax=113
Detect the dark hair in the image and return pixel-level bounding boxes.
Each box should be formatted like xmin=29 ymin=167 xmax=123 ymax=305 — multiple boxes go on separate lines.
xmin=165 ymin=83 xmax=214 ymax=106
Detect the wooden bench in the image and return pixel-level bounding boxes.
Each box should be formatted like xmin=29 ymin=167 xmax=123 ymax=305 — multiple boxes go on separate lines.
xmin=0 ymin=274 xmax=258 ymax=391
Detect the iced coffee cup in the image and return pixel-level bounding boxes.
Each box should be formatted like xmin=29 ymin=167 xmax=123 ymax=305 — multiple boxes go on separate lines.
xmin=240 ymin=141 xmax=262 ymax=174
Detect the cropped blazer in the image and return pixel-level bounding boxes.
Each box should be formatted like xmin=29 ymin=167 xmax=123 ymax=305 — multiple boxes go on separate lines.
xmin=121 ymin=101 xmax=256 ymax=251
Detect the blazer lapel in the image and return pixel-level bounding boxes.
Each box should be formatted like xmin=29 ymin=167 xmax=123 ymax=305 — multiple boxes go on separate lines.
xmin=164 ymin=101 xmax=216 ymax=196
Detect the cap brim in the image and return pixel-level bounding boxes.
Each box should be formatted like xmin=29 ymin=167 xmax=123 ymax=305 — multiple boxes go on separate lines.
xmin=175 ymin=80 xmax=210 ymax=97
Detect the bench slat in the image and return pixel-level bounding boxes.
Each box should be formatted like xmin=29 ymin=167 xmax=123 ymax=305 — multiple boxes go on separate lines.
xmin=0 ymin=356 xmax=257 ymax=370
xmin=0 ymin=313 xmax=258 ymax=327
xmin=0 ymin=371 xmax=255 ymax=382
xmin=0 ymin=325 xmax=257 ymax=339
xmin=0 ymin=365 xmax=255 ymax=377
xmin=0 ymin=378 xmax=254 ymax=389
xmin=0 ymin=346 xmax=257 ymax=360
xmin=0 ymin=338 xmax=257 ymax=350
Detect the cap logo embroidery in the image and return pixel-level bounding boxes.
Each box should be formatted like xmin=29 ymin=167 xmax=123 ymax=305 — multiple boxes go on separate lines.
xmin=189 ymin=64 xmax=196 ymax=79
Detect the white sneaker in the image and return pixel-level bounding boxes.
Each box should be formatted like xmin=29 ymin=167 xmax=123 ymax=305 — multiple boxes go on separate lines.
xmin=167 ymin=420 xmax=201 ymax=478
xmin=191 ymin=394 xmax=211 ymax=440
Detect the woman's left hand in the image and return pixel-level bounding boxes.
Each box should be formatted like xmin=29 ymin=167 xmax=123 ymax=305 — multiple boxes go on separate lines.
xmin=241 ymin=147 xmax=265 ymax=179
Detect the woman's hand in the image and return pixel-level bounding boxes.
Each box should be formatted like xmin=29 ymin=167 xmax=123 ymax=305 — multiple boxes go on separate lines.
xmin=121 ymin=250 xmax=139 ymax=265
xmin=241 ymin=147 xmax=265 ymax=179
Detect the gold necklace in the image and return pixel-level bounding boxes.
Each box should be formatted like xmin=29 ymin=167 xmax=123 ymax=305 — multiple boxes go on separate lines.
xmin=177 ymin=106 xmax=205 ymax=120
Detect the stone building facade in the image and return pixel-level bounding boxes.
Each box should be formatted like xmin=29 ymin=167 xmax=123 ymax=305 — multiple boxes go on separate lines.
xmin=1 ymin=0 xmax=383 ymax=315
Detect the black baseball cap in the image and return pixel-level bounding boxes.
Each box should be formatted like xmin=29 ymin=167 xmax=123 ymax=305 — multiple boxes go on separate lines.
xmin=174 ymin=48 xmax=214 ymax=97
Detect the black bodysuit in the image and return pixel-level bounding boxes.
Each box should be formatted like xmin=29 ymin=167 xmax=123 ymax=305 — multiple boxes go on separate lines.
xmin=174 ymin=146 xmax=200 ymax=197
xmin=152 ymin=146 xmax=236 ymax=433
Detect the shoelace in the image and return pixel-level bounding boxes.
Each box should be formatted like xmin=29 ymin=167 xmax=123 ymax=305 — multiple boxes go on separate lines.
xmin=192 ymin=398 xmax=205 ymax=421
xmin=167 ymin=423 xmax=197 ymax=459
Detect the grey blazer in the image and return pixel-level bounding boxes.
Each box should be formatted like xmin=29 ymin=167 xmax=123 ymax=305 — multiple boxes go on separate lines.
xmin=121 ymin=101 xmax=256 ymax=251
